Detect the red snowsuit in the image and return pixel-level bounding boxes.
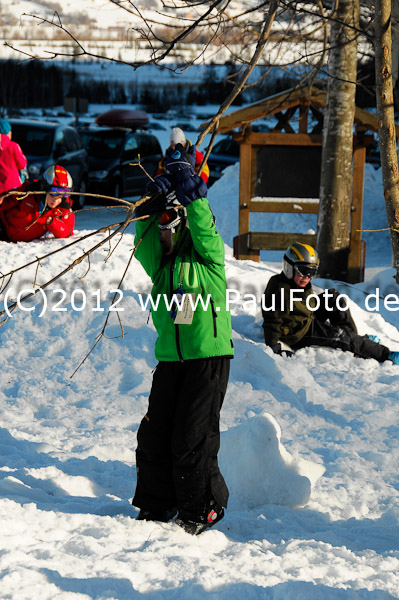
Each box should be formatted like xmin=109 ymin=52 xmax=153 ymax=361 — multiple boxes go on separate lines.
xmin=156 ymin=141 xmax=209 ymax=183
xmin=0 ymin=134 xmax=27 ymax=195
xmin=0 ymin=191 xmax=75 ymax=242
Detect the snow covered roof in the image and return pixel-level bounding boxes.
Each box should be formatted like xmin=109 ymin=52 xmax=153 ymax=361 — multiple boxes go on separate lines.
xmin=203 ymin=86 xmax=399 ymax=136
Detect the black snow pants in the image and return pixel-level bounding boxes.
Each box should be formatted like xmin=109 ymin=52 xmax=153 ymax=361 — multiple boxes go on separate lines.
xmin=132 ymin=357 xmax=230 ymax=518
xmin=294 ymin=290 xmax=390 ymax=362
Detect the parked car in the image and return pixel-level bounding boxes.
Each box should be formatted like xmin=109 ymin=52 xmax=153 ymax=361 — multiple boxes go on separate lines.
xmin=78 ymin=126 xmax=163 ymax=199
xmin=147 ymin=121 xmax=167 ymax=131
xmin=8 ymin=118 xmax=89 ymax=209
xmin=207 ymin=137 xmax=240 ymax=185
xmin=174 ymin=122 xmax=199 ymax=132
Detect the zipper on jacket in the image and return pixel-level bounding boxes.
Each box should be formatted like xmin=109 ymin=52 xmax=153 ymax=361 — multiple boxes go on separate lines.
xmin=175 ymin=323 xmax=183 ymax=361
xmin=170 ymin=256 xmax=184 ymax=361
xmin=210 ymin=298 xmax=218 ymax=338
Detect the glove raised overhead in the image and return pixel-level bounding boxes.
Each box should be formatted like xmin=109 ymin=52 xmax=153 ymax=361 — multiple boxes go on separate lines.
xmin=175 ymin=174 xmax=207 ymax=207
xmin=163 ymin=144 xmax=195 ymax=183
xmin=146 ymin=174 xmax=174 ymax=196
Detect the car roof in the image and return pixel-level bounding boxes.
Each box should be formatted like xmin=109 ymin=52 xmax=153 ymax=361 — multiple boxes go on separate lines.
xmin=78 ymin=125 xmax=154 ymax=135
xmin=8 ymin=118 xmax=67 ymax=130
xmin=79 ymin=127 xmax=129 ymax=134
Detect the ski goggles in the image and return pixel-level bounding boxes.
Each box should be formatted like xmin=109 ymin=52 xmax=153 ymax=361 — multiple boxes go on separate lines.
xmin=294 ymin=264 xmax=318 ymax=278
xmin=49 ymin=186 xmax=70 ymax=196
xmin=159 ymin=209 xmax=182 ymax=230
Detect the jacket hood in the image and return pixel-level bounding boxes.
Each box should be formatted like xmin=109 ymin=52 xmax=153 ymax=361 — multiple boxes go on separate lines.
xmin=0 ymin=133 xmax=11 ymax=151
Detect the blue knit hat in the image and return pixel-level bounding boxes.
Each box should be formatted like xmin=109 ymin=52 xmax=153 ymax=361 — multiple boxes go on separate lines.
xmin=0 ymin=119 xmax=11 ymax=135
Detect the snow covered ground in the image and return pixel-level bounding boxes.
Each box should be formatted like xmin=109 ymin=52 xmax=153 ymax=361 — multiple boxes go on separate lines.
xmin=1 ymin=159 xmax=399 ymax=599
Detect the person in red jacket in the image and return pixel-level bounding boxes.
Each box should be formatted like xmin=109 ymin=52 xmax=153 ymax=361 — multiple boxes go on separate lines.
xmin=155 ymin=127 xmax=209 ymax=183
xmin=0 ymin=165 xmax=75 ymax=242
xmin=0 ymin=118 xmax=27 ymax=195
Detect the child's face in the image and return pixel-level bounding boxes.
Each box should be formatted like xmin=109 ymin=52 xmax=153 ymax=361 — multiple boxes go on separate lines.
xmin=46 ymin=194 xmax=63 ymax=209
xmin=293 ymin=271 xmax=311 ymax=288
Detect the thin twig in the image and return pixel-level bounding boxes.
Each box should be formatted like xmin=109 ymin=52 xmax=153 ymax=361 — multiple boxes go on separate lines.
xmin=3 ymin=188 xmax=135 ymax=208
xmin=33 ymin=257 xmax=42 ymax=287
xmin=0 ymin=208 xmax=146 ymax=320
xmin=25 ymin=197 xmax=48 ymax=231
xmin=357 ymin=227 xmax=399 ymax=233
xmin=70 ymin=218 xmax=153 ymax=378
xmin=196 ymin=0 xmax=278 ymax=151
xmin=131 ymin=155 xmax=156 ymax=183
xmin=78 ymin=254 xmax=91 ymax=280
xmin=197 ymin=124 xmax=219 ymax=177
xmin=0 ymin=219 xmax=128 ymax=282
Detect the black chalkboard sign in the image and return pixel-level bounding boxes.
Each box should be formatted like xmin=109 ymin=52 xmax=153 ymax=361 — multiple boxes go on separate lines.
xmin=254 ymin=145 xmax=322 ymax=198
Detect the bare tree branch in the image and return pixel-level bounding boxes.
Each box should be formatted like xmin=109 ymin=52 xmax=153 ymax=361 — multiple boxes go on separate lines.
xmin=196 ymin=0 xmax=279 ymax=149
xmin=69 ymin=217 xmax=153 ymax=378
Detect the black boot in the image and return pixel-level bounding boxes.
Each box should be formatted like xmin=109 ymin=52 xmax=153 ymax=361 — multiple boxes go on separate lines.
xmin=137 ymin=507 xmax=177 ymax=522
xmin=176 ymin=500 xmax=224 ymax=535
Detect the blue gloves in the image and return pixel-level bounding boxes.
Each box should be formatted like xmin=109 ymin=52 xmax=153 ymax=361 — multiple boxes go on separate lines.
xmin=136 ymin=174 xmax=176 ymax=218
xmin=163 ymin=143 xmax=207 ymax=206
xmin=142 ymin=174 xmax=178 ymax=217
xmin=133 ymin=193 xmax=167 ymax=219
xmin=146 ymin=174 xmax=174 ymax=196
xmin=176 ymin=175 xmax=207 ymax=206
xmin=163 ymin=144 xmax=195 ymax=182
xmin=142 ymin=144 xmax=207 ymax=210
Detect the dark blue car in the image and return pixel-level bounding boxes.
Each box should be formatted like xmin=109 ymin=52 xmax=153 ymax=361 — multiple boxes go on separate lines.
xmin=207 ymin=137 xmax=240 ymax=186
xmin=78 ymin=126 xmax=162 ymax=200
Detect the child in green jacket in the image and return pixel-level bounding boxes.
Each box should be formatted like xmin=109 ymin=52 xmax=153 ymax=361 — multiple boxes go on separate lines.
xmin=132 ymin=143 xmax=234 ymax=535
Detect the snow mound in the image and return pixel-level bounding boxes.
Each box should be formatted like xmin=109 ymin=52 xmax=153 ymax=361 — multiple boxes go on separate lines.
xmin=219 ymin=412 xmax=325 ymax=509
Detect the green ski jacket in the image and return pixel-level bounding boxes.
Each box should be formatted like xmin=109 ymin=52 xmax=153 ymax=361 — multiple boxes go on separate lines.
xmin=135 ymin=197 xmax=234 ymax=362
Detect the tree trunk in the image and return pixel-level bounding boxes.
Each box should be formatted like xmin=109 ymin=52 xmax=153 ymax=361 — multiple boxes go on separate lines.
xmin=374 ymin=0 xmax=399 ymax=283
xmin=391 ymin=0 xmax=399 ymax=92
xmin=317 ymin=0 xmax=359 ymax=280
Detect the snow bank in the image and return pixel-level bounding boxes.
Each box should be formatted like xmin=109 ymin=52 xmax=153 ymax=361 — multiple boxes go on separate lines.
xmin=1 ymin=144 xmax=399 ymax=599
xmin=220 ymin=412 xmax=325 ymax=509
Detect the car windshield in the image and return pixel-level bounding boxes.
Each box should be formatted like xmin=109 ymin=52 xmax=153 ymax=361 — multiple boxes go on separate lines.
xmin=211 ymin=138 xmax=239 ymax=156
xmin=11 ymin=125 xmax=54 ymax=156
xmin=80 ymin=130 xmax=124 ymax=158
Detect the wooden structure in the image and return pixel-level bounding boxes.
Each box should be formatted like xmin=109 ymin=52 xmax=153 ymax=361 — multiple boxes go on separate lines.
xmin=205 ymin=87 xmax=398 ymax=283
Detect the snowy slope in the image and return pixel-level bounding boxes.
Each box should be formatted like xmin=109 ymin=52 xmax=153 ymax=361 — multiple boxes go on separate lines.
xmin=1 ymin=0 xmax=330 ymax=65
xmin=4 ymin=0 xmax=258 ymax=28
xmin=1 ymin=160 xmax=399 ymax=599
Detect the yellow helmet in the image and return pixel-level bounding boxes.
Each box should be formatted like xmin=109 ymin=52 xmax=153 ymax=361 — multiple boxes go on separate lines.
xmin=283 ymin=241 xmax=319 ymax=279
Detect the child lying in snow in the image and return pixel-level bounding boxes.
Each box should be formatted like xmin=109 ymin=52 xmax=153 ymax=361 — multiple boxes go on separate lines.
xmin=262 ymin=241 xmax=399 ymax=365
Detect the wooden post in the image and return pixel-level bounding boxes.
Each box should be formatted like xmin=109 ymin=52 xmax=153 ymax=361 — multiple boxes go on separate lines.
xmin=299 ymin=99 xmax=309 ymax=134
xmin=237 ymin=141 xmax=259 ymax=260
xmin=347 ymin=143 xmax=366 ymax=282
